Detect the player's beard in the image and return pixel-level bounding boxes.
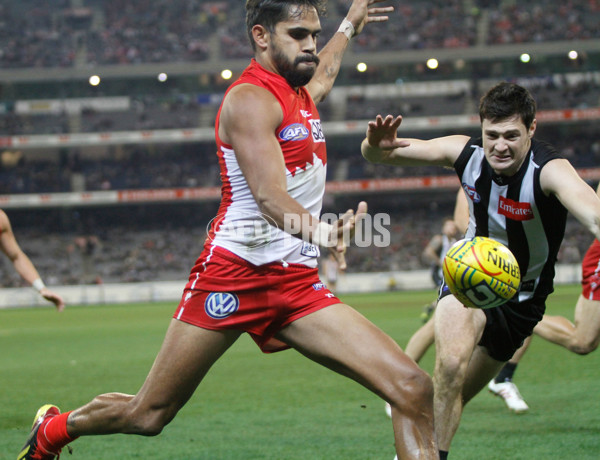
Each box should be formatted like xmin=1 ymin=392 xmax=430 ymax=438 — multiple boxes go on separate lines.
xmin=272 ymin=46 xmax=320 ymax=88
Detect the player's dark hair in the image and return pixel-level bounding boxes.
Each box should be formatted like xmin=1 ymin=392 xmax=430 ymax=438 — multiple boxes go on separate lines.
xmin=479 ymin=82 xmax=537 ymax=129
xmin=246 ymin=0 xmax=327 ymax=50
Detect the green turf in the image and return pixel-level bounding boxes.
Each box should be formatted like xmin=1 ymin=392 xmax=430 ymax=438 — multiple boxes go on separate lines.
xmin=1 ymin=285 xmax=599 ymax=459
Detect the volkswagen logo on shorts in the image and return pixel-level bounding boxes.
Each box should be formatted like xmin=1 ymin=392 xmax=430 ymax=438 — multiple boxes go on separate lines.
xmin=205 ymin=292 xmax=239 ymax=319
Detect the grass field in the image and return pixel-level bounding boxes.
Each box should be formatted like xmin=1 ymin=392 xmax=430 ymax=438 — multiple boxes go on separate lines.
xmin=1 ymin=285 xmax=599 ymax=459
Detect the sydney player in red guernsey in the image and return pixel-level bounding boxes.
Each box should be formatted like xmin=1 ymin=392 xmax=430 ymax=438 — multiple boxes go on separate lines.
xmin=18 ymin=2 xmax=437 ymax=460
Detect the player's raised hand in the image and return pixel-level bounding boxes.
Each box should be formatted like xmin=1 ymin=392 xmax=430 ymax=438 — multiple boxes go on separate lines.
xmin=367 ymin=114 xmax=410 ymax=149
xmin=361 ymin=115 xmax=411 ymax=164
xmin=345 ymin=0 xmax=394 ymax=36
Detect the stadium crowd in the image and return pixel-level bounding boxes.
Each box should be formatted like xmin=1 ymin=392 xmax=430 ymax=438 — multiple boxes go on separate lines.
xmin=1 ymin=72 xmax=599 ymax=137
xmin=0 ymin=194 xmax=590 ymax=288
xmin=1 ymin=0 xmax=599 ymax=289
xmin=1 ymin=0 xmax=600 ymax=69
xmin=1 ymin=120 xmax=599 ymax=195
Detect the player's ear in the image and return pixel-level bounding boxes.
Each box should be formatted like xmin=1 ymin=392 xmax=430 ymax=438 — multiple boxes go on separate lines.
xmin=528 ymin=119 xmax=537 ymax=138
xmin=252 ymin=24 xmax=269 ymax=51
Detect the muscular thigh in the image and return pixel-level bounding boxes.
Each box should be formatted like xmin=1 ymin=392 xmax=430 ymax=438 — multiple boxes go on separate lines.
xmin=276 ymin=303 xmax=416 ymax=396
xmin=434 ymin=295 xmax=486 ymax=357
xmin=434 ymin=296 xmax=500 ymax=402
xmin=574 ymin=295 xmax=600 ymax=340
xmin=134 ymin=319 xmax=242 ymax=410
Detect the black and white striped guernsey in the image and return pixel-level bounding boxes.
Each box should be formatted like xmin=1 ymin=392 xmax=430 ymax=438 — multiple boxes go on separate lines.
xmin=455 ymin=137 xmax=567 ymax=303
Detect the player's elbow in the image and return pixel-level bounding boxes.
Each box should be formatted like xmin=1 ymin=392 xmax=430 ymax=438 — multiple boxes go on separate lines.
xmin=254 ymin=192 xmax=278 ymax=217
xmin=361 ymin=142 xmax=382 ymax=164
xmin=253 ymin=190 xmax=286 ymax=228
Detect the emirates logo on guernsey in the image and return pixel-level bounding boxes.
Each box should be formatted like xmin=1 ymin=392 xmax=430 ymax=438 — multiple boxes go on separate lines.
xmin=498 ymin=196 xmax=534 ymax=221
xmin=204 ymin=292 xmax=240 ymax=319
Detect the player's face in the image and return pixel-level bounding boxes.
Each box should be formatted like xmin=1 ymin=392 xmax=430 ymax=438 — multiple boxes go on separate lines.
xmin=270 ymin=6 xmax=321 ymax=88
xmin=481 ymin=115 xmax=537 ymax=177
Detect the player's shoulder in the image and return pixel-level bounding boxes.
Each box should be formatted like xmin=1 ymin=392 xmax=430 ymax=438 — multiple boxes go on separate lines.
xmin=428 ymin=233 xmax=444 ymax=246
xmin=451 ymin=135 xmax=473 ymax=152
xmin=452 ymin=135 xmax=481 ymax=168
xmin=461 ymin=135 xmax=482 ymax=149
xmin=225 ymin=83 xmax=279 ymax=108
xmin=221 ymin=83 xmax=283 ymax=126
xmin=531 ymin=138 xmax=563 ymax=164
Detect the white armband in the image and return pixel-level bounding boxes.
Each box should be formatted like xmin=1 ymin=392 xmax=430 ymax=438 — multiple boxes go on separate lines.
xmin=337 ymin=18 xmax=355 ymax=40
xmin=312 ymin=221 xmax=335 ymax=248
xmin=32 ymin=278 xmax=46 ymax=292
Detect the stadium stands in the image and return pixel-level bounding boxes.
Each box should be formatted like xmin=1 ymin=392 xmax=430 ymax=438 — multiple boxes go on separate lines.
xmin=0 ymin=192 xmax=590 ymax=286
xmin=1 ymin=0 xmax=599 ymax=287
xmin=2 ymin=1 xmax=599 ymax=68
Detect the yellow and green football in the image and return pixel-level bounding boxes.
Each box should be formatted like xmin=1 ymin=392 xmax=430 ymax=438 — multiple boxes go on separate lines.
xmin=442 ymin=236 xmax=521 ymax=309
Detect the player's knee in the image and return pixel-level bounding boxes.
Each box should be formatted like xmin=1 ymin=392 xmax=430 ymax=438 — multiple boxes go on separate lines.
xmin=570 ymin=337 xmax=599 ymax=355
xmin=434 ymin=353 xmax=466 ymax=385
xmin=389 ymin=366 xmax=433 ymax=413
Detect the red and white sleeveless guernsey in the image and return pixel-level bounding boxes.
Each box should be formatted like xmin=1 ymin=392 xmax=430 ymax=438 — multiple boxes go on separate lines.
xmin=205 ymin=59 xmax=327 ymax=268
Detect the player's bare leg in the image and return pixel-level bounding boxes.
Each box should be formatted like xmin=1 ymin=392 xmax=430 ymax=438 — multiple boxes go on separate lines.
xmin=461 ymin=346 xmax=505 ymax=404
xmin=405 ymin=316 xmax=435 ymax=363
xmin=432 ymin=296 xmax=497 ymax=451
xmin=534 ymin=294 xmax=600 ymax=354
xmin=277 ymin=303 xmax=437 ymax=460
xmin=66 ymin=320 xmax=242 ymax=436
xmin=509 ymin=335 xmax=531 ymax=363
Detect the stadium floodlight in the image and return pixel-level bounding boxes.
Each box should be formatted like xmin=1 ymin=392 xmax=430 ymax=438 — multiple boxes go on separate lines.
xmin=426 ymin=58 xmax=439 ymax=70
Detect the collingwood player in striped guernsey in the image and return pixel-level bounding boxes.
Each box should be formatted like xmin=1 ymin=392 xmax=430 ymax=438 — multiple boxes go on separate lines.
xmin=361 ymin=81 xmax=600 ymax=459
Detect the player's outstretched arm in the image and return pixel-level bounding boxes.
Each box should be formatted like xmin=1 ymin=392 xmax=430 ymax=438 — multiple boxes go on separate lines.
xmin=0 ymin=210 xmax=65 ymax=311
xmin=541 ymin=159 xmax=600 ymax=240
xmin=308 ymin=0 xmax=393 ymax=103
xmin=361 ymin=114 xmax=467 ymax=167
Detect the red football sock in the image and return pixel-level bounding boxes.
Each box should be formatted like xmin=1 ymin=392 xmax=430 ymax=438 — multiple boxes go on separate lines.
xmin=41 ymin=411 xmax=78 ymax=453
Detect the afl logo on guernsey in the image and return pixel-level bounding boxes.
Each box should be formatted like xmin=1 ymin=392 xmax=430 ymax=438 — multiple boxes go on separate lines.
xmin=279 ymin=123 xmax=309 ymax=141
xmin=462 ymin=183 xmax=481 ymax=203
xmin=204 ymin=292 xmax=239 ymax=319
